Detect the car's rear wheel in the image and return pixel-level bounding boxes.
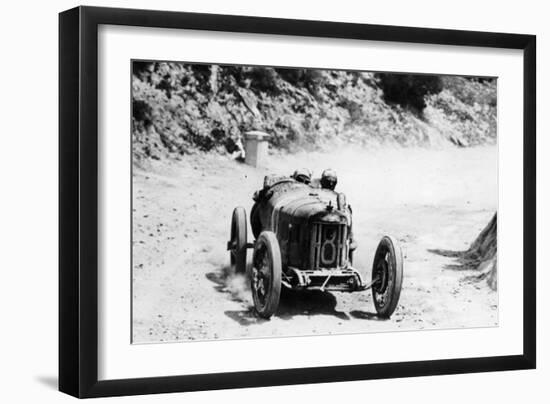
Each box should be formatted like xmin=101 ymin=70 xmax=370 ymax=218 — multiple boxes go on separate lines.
xmin=229 ymin=207 xmax=247 ymax=274
xmin=250 ymin=202 xmax=262 ymax=239
xmin=371 ymin=236 xmax=403 ymax=318
xmin=251 ymin=231 xmax=282 ymax=319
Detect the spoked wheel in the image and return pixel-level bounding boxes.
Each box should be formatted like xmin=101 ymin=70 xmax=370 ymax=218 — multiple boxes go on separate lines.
xmin=371 ymin=236 xmax=403 ymax=318
xmin=229 ymin=207 xmax=247 ymax=274
xmin=251 ymin=231 xmax=282 ymax=319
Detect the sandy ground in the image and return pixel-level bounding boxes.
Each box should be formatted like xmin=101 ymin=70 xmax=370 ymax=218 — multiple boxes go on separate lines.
xmin=132 ymin=146 xmax=498 ymax=343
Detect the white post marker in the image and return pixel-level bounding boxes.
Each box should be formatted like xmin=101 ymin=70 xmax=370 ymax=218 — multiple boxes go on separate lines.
xmin=244 ymin=131 xmax=270 ymax=168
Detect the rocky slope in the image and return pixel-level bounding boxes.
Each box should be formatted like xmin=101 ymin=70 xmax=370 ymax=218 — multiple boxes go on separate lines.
xmin=132 ymin=62 xmax=497 ymax=162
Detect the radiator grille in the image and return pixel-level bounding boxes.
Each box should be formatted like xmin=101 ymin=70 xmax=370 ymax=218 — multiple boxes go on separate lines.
xmin=310 ymin=223 xmax=347 ymax=269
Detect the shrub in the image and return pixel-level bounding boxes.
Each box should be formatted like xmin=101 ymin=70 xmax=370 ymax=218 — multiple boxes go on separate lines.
xmin=248 ymin=67 xmax=280 ymax=94
xmin=376 ymin=73 xmax=443 ymax=116
xmin=442 ymin=76 xmax=496 ymax=107
xmin=277 ymin=68 xmax=327 ymax=94
xmin=132 ymin=61 xmax=152 ymax=78
xmin=132 ymin=99 xmax=152 ymax=126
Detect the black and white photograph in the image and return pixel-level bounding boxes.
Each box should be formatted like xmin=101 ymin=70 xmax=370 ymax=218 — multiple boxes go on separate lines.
xmin=131 ymin=61 xmax=498 ymax=344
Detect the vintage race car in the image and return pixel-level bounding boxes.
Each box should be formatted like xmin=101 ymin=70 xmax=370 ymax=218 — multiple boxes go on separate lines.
xmin=227 ymin=173 xmax=403 ymax=319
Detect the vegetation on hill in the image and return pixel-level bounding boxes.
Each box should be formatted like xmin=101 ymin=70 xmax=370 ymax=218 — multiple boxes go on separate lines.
xmin=132 ymin=61 xmax=497 ymax=161
xmin=430 ymin=213 xmax=497 ymax=290
xmin=464 ymin=213 xmax=497 ymax=290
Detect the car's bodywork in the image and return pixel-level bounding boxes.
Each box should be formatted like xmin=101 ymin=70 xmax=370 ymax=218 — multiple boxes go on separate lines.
xmin=228 ymin=173 xmax=403 ymax=319
xmin=250 ymin=175 xmax=364 ymax=292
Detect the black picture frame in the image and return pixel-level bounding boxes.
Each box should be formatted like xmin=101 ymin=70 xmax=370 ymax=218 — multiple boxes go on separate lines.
xmin=59 ymin=5 xmax=536 ymax=398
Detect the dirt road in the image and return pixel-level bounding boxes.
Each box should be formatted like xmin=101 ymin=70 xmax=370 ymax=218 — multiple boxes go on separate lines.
xmin=132 ymin=146 xmax=498 ymax=343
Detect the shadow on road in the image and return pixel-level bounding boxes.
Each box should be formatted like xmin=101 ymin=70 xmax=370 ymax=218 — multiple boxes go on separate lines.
xmin=208 ymin=266 xmax=393 ymax=324
xmin=349 ymin=310 xmax=384 ymax=320
xmin=223 ymin=289 xmax=352 ymax=324
xmin=207 ymin=265 xmax=353 ymax=322
xmin=427 ymin=248 xmax=463 ymax=258
xmin=428 ymin=248 xmax=478 ymax=271
xmin=277 ymin=288 xmax=350 ymax=321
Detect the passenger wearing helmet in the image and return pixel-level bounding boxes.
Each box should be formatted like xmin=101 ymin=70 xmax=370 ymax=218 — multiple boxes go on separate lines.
xmin=291 ymin=168 xmax=312 ymax=185
xmin=320 ymin=168 xmax=337 ymax=190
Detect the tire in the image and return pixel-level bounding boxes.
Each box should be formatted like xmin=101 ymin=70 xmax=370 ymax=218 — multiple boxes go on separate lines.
xmin=251 ymin=231 xmax=282 ymax=319
xmin=371 ymin=236 xmax=403 ymax=318
xmin=230 ymin=207 xmax=247 ymax=274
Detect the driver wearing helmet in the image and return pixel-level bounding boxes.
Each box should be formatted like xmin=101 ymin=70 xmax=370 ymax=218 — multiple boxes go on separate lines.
xmin=291 ymin=168 xmax=313 ymax=185
xmin=320 ymin=168 xmax=337 ymax=191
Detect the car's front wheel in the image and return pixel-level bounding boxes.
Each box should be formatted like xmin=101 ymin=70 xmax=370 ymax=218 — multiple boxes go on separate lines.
xmin=251 ymin=231 xmax=282 ymax=319
xmin=371 ymin=236 xmax=403 ymax=318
